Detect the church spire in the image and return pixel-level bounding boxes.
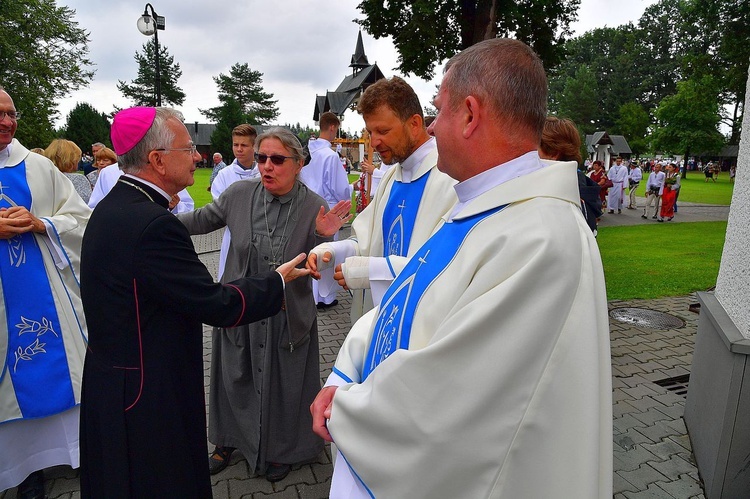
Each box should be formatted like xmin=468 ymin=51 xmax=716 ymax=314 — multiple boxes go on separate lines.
xmin=350 ymin=30 xmax=370 ymax=73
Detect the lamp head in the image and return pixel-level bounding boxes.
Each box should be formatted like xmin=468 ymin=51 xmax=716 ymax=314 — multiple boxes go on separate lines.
xmin=137 ymin=14 xmax=156 ymax=36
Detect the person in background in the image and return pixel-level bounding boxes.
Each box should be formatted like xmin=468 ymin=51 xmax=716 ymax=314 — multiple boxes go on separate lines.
xmin=606 ymin=156 xmax=628 ymax=214
xmin=207 ymin=152 xmax=227 ymax=191
xmin=658 ymin=163 xmax=681 ymax=222
xmin=87 ymin=146 xmax=117 ymax=187
xmin=588 ymin=160 xmax=609 ymax=209
xmin=539 ymin=116 xmax=601 ymax=234
xmin=642 ymin=163 xmax=665 ymax=220
xmin=299 ymin=112 xmax=353 ymax=309
xmin=627 ymin=161 xmax=643 ymax=209
xmin=44 ymin=139 xmax=92 ymax=203
xmin=211 ymin=124 xmax=260 ymax=279
xmin=0 ymin=86 xmax=90 ymax=499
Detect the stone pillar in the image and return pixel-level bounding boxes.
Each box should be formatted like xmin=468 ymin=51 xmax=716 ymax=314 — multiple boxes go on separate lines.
xmin=684 ymin=64 xmax=750 ymax=498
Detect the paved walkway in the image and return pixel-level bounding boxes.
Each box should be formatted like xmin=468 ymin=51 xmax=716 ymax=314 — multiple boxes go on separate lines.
xmin=5 ymin=204 xmax=731 ymax=498
xmin=598 ymin=197 xmax=729 ymax=228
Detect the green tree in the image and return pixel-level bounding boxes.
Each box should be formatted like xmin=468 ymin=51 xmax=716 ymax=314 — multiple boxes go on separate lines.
xmin=356 ymin=0 xmax=580 ymax=79
xmin=652 ymin=77 xmax=725 ymax=177
xmin=201 ymin=63 xmax=278 ymax=125
xmin=555 ymin=65 xmax=599 ymax=134
xmin=0 ymin=0 xmax=94 ymax=147
xmin=615 ymin=102 xmax=651 ymax=158
xmin=117 ymin=39 xmax=185 ymax=107
xmin=59 ymin=103 xmax=111 ymax=153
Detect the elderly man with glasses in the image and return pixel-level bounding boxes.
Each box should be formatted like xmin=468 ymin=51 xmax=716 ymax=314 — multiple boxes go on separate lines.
xmin=0 ymin=87 xmax=91 ymax=499
xmin=78 ymin=107 xmax=311 ymax=498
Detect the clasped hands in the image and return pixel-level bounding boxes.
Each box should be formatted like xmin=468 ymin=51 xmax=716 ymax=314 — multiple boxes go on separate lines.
xmin=0 ymin=206 xmax=45 ymax=239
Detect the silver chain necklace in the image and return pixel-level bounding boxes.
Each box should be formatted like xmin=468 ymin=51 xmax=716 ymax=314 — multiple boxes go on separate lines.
xmin=263 ymin=195 xmax=295 ymax=269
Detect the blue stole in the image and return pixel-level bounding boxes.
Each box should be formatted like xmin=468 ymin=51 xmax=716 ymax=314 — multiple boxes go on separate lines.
xmin=362 ymin=204 xmax=507 ymax=380
xmin=381 ymin=171 xmax=430 ymax=257
xmin=0 ymin=161 xmax=76 ymax=419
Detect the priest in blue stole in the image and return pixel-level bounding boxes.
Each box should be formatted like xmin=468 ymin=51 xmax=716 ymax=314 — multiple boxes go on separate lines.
xmin=311 ymin=39 xmax=613 ymax=499
xmin=0 ymin=87 xmax=91 ymax=498
xmin=306 ymin=77 xmax=457 ymax=325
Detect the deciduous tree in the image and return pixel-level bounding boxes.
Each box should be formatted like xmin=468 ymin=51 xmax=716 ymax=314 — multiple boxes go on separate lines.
xmin=356 ymin=0 xmax=580 ymax=79
xmin=652 ymin=77 xmax=725 ymax=175
xmin=0 ymin=0 xmax=94 ymax=147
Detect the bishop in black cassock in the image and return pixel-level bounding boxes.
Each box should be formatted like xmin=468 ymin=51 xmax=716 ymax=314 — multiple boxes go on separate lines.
xmin=79 ymin=107 xmax=308 ymax=498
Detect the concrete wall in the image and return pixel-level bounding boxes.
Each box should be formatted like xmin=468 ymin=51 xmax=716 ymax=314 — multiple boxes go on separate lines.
xmin=715 ymin=65 xmax=750 ymax=340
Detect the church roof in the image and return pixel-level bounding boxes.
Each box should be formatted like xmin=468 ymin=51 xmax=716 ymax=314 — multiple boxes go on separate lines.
xmin=350 ymin=30 xmax=370 ymax=69
xmin=586 ymin=131 xmax=632 ymax=155
xmin=312 ymin=31 xmax=386 ymax=122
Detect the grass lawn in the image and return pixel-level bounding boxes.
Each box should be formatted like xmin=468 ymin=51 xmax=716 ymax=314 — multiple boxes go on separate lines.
xmin=633 ymin=171 xmax=734 ymax=205
xmin=598 ymin=221 xmax=727 ymax=300
xmin=187 ymin=168 xmax=213 ymax=208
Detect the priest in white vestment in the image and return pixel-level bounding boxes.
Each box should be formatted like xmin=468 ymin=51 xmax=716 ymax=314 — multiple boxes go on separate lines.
xmin=311 ymin=39 xmax=613 ymax=499
xmin=306 ymin=77 xmax=456 ymax=324
xmin=0 ymin=88 xmax=90 ymax=498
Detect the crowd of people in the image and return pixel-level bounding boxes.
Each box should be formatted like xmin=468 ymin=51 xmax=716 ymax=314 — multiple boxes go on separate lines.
xmin=2 ymin=37 xmax=616 ymax=499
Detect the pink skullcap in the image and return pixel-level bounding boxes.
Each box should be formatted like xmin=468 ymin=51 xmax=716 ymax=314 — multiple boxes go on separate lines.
xmin=111 ymin=107 xmax=157 ymax=155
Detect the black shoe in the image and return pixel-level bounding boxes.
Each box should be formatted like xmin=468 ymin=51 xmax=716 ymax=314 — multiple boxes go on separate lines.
xmin=316 ymin=299 xmax=339 ymax=310
xmin=651 ymin=216 xmax=657 ymax=219
xmin=618 ymin=209 xmax=622 ymax=214
xmin=608 ymin=210 xmax=614 ymax=214
xmin=657 ymin=218 xmax=664 ymax=222
xmin=209 ymin=446 xmax=235 ymax=475
xmin=266 ymin=463 xmax=291 ymax=482
xmin=641 ymin=215 xmax=647 ymax=219
xmin=18 ymin=470 xmax=45 ymax=499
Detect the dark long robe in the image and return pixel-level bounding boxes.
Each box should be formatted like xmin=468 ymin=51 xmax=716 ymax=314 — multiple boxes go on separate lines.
xmin=177 ymin=179 xmax=326 ymax=475
xmin=79 ymin=177 xmax=284 ymax=498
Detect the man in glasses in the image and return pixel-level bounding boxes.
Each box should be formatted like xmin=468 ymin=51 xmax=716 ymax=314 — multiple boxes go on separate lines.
xmin=299 ymin=112 xmax=353 ymax=309
xmin=78 ymin=107 xmax=311 ymax=498
xmin=311 ymin=39 xmax=611 ymax=498
xmin=209 ymin=124 xmax=259 ymax=279
xmin=0 ymin=87 xmax=91 ymax=499
xmin=307 ymin=77 xmax=457 ymax=324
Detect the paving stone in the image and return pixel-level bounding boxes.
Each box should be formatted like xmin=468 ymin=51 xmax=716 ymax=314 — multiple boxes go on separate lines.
xmin=653 ymin=402 xmax=685 ymax=420
xmin=632 ymin=407 xmax=671 ymax=426
xmin=297 ymin=480 xmax=332 ymax=499
xmin=649 ymin=455 xmax=699 ymax=481
xmin=623 ymin=482 xmax=679 ymax=498
xmin=614 ymin=472 xmax=639 ymax=494
xmin=622 ymin=384 xmax=661 ymax=400
xmin=635 ymin=421 xmax=682 ymax=442
xmin=627 ymin=396 xmax=667 ymax=412
xmin=614 ymin=413 xmax=647 ymax=433
xmin=252 ymin=483 xmax=299 ymax=498
xmin=614 ymin=446 xmax=660 ymax=472
xmin=656 ymin=475 xmax=703 ymax=499
xmin=614 ymin=428 xmax=657 ymax=448
xmin=618 ymin=464 xmax=669 ymax=491
xmin=613 ymin=400 xmax=639 ymax=418
xmin=642 ymin=439 xmax=693 ymax=461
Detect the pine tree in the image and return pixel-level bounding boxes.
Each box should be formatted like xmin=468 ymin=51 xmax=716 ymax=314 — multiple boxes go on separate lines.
xmin=117 ymin=39 xmax=185 ymax=107
xmin=200 ymin=63 xmax=279 ymax=125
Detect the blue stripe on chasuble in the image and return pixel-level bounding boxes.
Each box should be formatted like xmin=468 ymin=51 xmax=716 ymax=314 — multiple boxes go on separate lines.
xmin=380 ymin=171 xmax=430 ymax=257
xmin=361 ymin=204 xmax=508 ymax=381
xmin=0 ymin=161 xmax=76 ymax=419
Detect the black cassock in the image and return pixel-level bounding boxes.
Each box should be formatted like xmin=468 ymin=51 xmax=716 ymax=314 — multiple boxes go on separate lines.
xmin=79 ymin=177 xmax=283 ymax=498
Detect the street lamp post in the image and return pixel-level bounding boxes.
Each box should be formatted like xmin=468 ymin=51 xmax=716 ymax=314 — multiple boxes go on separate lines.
xmin=136 ymin=3 xmax=166 ymax=107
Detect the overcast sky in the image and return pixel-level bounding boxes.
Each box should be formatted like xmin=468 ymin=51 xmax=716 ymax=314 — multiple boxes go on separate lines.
xmin=55 ymin=0 xmax=657 ymax=135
